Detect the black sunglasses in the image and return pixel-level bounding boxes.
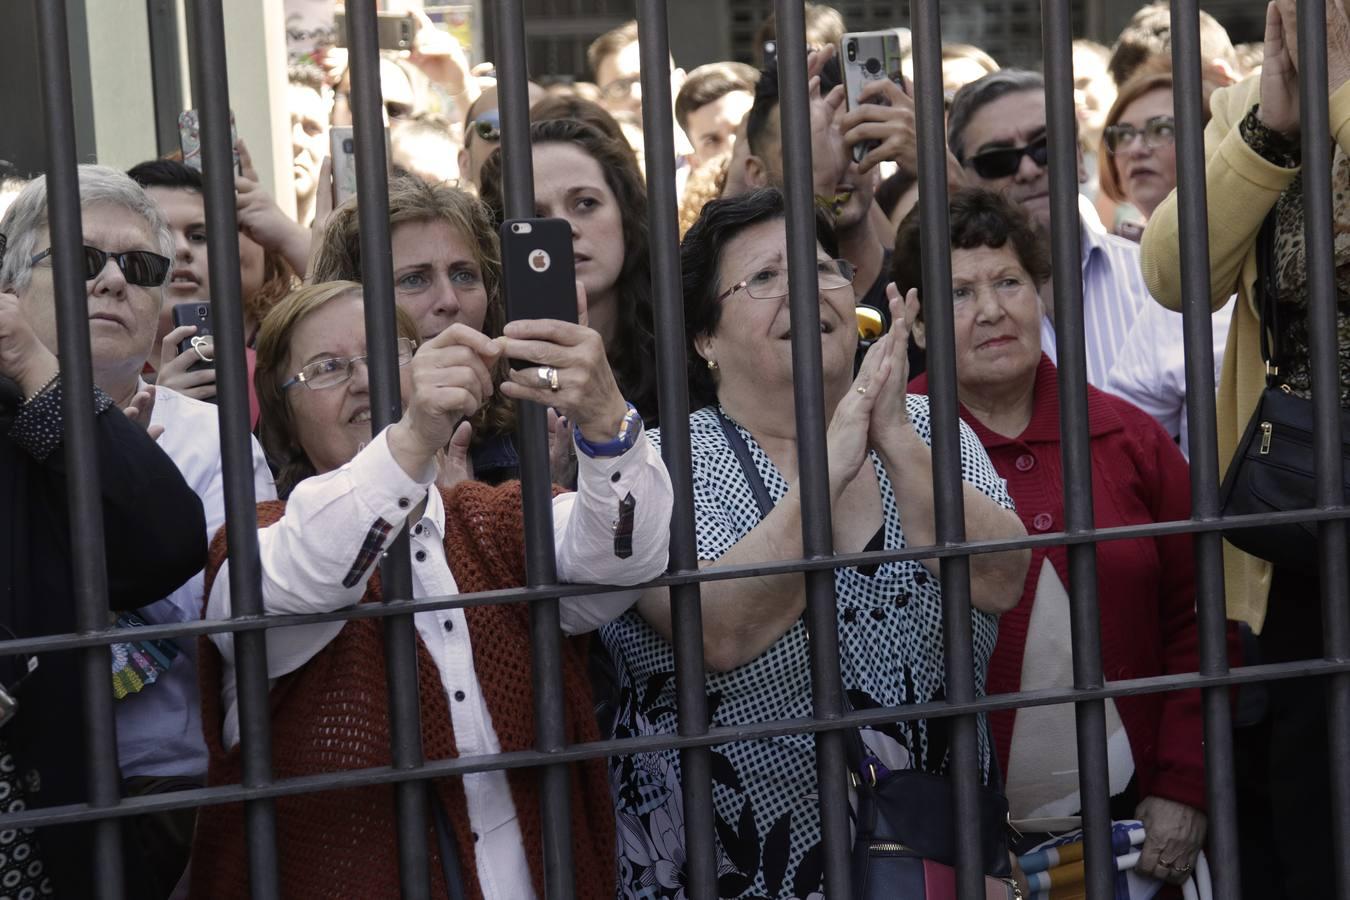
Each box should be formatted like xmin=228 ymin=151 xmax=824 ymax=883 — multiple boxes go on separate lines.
xmin=966 ymin=134 xmax=1050 ymax=180
xmin=29 ymin=245 xmax=171 ymax=287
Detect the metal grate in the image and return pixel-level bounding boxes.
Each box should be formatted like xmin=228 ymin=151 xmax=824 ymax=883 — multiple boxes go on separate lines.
xmin=7 ymin=0 xmax=1350 ymax=898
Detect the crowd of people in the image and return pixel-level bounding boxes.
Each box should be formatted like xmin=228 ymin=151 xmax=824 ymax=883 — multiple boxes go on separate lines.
xmin=0 ymin=0 xmax=1343 ymax=897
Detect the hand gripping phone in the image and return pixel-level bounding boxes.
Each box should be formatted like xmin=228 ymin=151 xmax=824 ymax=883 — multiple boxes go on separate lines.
xmin=840 ymin=29 xmax=908 ymax=163
xmin=171 ymin=301 xmax=214 ymax=373
xmin=498 ymin=218 xmax=578 ymax=367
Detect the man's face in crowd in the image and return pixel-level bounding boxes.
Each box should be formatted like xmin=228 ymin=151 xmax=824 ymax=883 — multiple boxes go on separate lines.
xmin=143 ymin=186 xmax=265 ymax=340
xmin=686 ymin=90 xmax=754 ymax=166
xmin=959 ymin=89 xmax=1083 ymax=231
xmin=20 ymin=203 xmax=163 ymax=380
xmin=458 ymin=83 xmax=546 ymax=190
xmin=289 ymin=83 xmax=329 ymax=205
xmin=596 ymin=41 xmax=644 ymax=116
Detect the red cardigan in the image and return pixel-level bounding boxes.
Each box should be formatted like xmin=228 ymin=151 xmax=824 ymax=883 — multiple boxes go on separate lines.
xmin=911 ymin=355 xmax=1206 ymax=811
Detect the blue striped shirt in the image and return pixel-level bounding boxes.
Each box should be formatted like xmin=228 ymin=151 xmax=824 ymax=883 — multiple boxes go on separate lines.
xmin=1039 ymin=207 xmax=1153 ymax=389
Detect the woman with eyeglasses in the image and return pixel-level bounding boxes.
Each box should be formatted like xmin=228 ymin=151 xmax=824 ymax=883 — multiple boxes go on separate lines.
xmin=479 ymin=117 xmax=660 ymax=426
xmin=1103 ymin=67 xmax=1235 ymax=458
xmin=310 ymin=175 xmax=536 ymax=484
xmin=599 ymin=188 xmax=1028 ymax=899
xmin=191 ymin=280 xmax=672 ymax=898
xmin=902 ymin=188 xmax=1210 ymax=888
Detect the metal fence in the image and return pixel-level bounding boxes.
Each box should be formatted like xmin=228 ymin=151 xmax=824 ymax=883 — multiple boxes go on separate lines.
xmin=9 ymin=0 xmax=1350 ymax=897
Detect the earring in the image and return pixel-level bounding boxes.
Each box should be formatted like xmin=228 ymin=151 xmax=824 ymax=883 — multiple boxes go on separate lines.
xmin=706 ymin=359 xmax=719 ymax=371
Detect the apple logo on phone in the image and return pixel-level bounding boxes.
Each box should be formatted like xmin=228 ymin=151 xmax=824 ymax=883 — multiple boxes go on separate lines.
xmin=529 ymin=250 xmax=551 ymax=273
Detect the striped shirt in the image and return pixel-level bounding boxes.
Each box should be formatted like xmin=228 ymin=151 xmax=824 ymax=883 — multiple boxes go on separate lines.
xmin=1039 ymin=203 xmax=1153 ymax=389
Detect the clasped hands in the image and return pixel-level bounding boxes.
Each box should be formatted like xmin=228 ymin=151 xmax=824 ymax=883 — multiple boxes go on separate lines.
xmin=826 ymin=286 xmax=919 ymax=497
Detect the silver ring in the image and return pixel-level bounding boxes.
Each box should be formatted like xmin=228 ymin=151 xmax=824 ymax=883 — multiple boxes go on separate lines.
xmin=1172 ymin=862 xmax=1192 ymax=873
xmin=856 ymin=385 xmax=867 ymax=395
xmin=537 ymin=365 xmax=560 ymax=392
xmin=189 ymin=334 xmax=214 ymax=363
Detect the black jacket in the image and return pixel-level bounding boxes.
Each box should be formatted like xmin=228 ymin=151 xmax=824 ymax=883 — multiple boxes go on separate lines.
xmin=0 ymin=376 xmax=206 ymax=894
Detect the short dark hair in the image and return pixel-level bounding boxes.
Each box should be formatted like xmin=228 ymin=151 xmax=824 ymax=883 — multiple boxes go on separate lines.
xmin=753 ymin=3 xmax=847 ymax=66
xmin=675 ymin=62 xmax=759 ymax=133
xmin=127 ymin=159 xmax=204 ymax=192
xmin=890 ymin=187 xmax=1051 ymax=307
xmin=1107 ymin=1 xmax=1236 ymax=86
xmin=946 ymin=68 xmax=1045 ymax=162
xmin=680 ymin=187 xmax=838 ymax=409
xmin=587 ymin=20 xmax=639 ymax=78
xmin=746 ymin=55 xmax=842 ymax=160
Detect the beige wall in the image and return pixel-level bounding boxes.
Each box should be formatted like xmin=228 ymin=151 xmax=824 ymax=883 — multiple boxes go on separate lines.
xmin=81 ymin=0 xmax=290 ymax=211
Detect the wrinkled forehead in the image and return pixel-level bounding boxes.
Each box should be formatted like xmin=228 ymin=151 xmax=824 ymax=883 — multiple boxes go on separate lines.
xmin=77 ymin=202 xmax=159 ymax=252
xmin=964 ymin=90 xmax=1047 ymax=152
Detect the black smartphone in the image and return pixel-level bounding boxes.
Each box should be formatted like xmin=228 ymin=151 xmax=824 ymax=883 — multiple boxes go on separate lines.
xmin=334 ymin=11 xmax=414 ymax=51
xmin=171 ymin=302 xmax=214 ymax=373
xmin=499 ymin=218 xmax=578 ymax=367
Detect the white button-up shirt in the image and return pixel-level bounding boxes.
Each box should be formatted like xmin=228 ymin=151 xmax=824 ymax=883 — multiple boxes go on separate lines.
xmin=117 ymin=384 xmax=274 ymax=778
xmin=207 ymin=425 xmax=671 ymax=900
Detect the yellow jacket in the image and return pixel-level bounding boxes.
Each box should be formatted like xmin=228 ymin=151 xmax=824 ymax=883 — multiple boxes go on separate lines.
xmin=1140 ymin=75 xmax=1350 ymax=631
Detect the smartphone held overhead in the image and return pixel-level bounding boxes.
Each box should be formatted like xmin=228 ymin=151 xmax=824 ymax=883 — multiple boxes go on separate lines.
xmin=334 ymin=10 xmax=414 ymax=51
xmin=840 ymin=29 xmax=908 ymax=163
xmin=178 ymin=110 xmax=242 ymax=175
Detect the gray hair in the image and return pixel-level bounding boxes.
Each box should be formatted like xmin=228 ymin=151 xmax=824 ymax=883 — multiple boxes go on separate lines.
xmin=946 ymin=69 xmax=1046 ymax=162
xmin=0 ymin=165 xmax=173 ymax=294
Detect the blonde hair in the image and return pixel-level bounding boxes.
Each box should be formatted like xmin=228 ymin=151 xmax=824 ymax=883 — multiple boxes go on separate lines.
xmin=254 ymin=280 xmax=421 ymax=498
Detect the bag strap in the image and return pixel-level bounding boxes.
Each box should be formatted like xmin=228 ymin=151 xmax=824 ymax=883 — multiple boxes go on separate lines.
xmin=1255 ymin=209 xmax=1281 ymax=386
xmin=716 ymin=407 xmax=774 ymax=518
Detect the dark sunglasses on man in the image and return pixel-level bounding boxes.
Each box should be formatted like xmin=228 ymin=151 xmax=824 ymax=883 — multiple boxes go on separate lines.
xmin=966 ymin=134 xmax=1050 ymax=180
xmin=469 ymin=110 xmax=501 ymax=143
xmin=29 ymin=245 xmax=171 ymax=287
xmin=1103 ymin=115 xmax=1176 ymax=155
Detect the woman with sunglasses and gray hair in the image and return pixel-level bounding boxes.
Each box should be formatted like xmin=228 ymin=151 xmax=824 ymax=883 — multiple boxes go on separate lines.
xmin=0 ymin=164 xmax=207 ymax=896
xmin=192 ymin=279 xmax=672 ymax=898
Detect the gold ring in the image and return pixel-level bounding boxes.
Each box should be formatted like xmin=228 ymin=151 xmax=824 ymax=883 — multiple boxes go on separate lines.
xmin=548 ymin=367 xmax=560 ymax=392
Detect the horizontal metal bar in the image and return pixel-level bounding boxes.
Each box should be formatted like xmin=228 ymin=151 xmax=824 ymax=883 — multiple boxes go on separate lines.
xmin=5 ymin=506 xmax=1350 ymax=658
xmin=7 ymin=654 xmax=1348 ymax=833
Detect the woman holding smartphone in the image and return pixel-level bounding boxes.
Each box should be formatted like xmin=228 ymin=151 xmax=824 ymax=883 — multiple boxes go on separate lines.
xmin=478 ymin=117 xmax=660 ymax=425
xmin=192 ymin=280 xmax=671 ymax=898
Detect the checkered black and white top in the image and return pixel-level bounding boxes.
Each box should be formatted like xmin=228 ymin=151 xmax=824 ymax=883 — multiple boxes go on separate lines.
xmin=601 ymin=396 xmax=1015 ymax=900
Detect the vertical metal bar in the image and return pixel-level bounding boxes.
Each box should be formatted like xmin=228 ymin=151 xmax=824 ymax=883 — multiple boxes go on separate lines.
xmin=1167 ymin=3 xmax=1241 ymax=897
xmin=494 ymin=2 xmax=576 ymax=897
xmin=771 ymin=0 xmax=852 ymax=894
xmin=343 ymin=3 xmax=433 ymax=897
xmin=1293 ymin=2 xmax=1350 ymax=895
xmin=185 ymin=1 xmax=281 ymax=896
xmin=633 ymin=4 xmax=719 ymax=898
xmin=33 ymin=3 xmax=125 ymax=896
xmin=1039 ymin=0 xmax=1115 ymax=895
xmin=908 ymin=2 xmax=985 ymax=897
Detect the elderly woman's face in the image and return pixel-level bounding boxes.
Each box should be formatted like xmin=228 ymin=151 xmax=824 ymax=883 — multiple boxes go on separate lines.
xmin=698 ymin=217 xmax=857 ymax=395
xmin=1111 ymin=88 xmax=1177 ymax=220
xmin=283 ymin=291 xmax=412 ymax=475
xmin=19 ymin=203 xmax=163 ymax=375
xmin=951 ymin=243 xmax=1043 ymax=393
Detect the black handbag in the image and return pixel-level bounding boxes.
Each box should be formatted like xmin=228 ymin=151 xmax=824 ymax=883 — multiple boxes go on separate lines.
xmin=713 ymin=410 xmax=1019 ymax=899
xmin=1217 ymin=213 xmax=1350 ymax=570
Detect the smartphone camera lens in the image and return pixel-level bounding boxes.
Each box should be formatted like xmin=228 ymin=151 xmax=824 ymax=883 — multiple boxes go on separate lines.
xmin=197 ymin=305 xmax=208 ymax=317
xmin=343 ymin=139 xmax=355 ymax=154
xmin=511 ymin=223 xmax=523 ymax=233
xmin=846 ymin=40 xmax=857 ymax=62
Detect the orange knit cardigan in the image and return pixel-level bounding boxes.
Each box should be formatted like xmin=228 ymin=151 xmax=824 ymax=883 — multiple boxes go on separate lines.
xmin=190 ymin=480 xmax=614 ymax=900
